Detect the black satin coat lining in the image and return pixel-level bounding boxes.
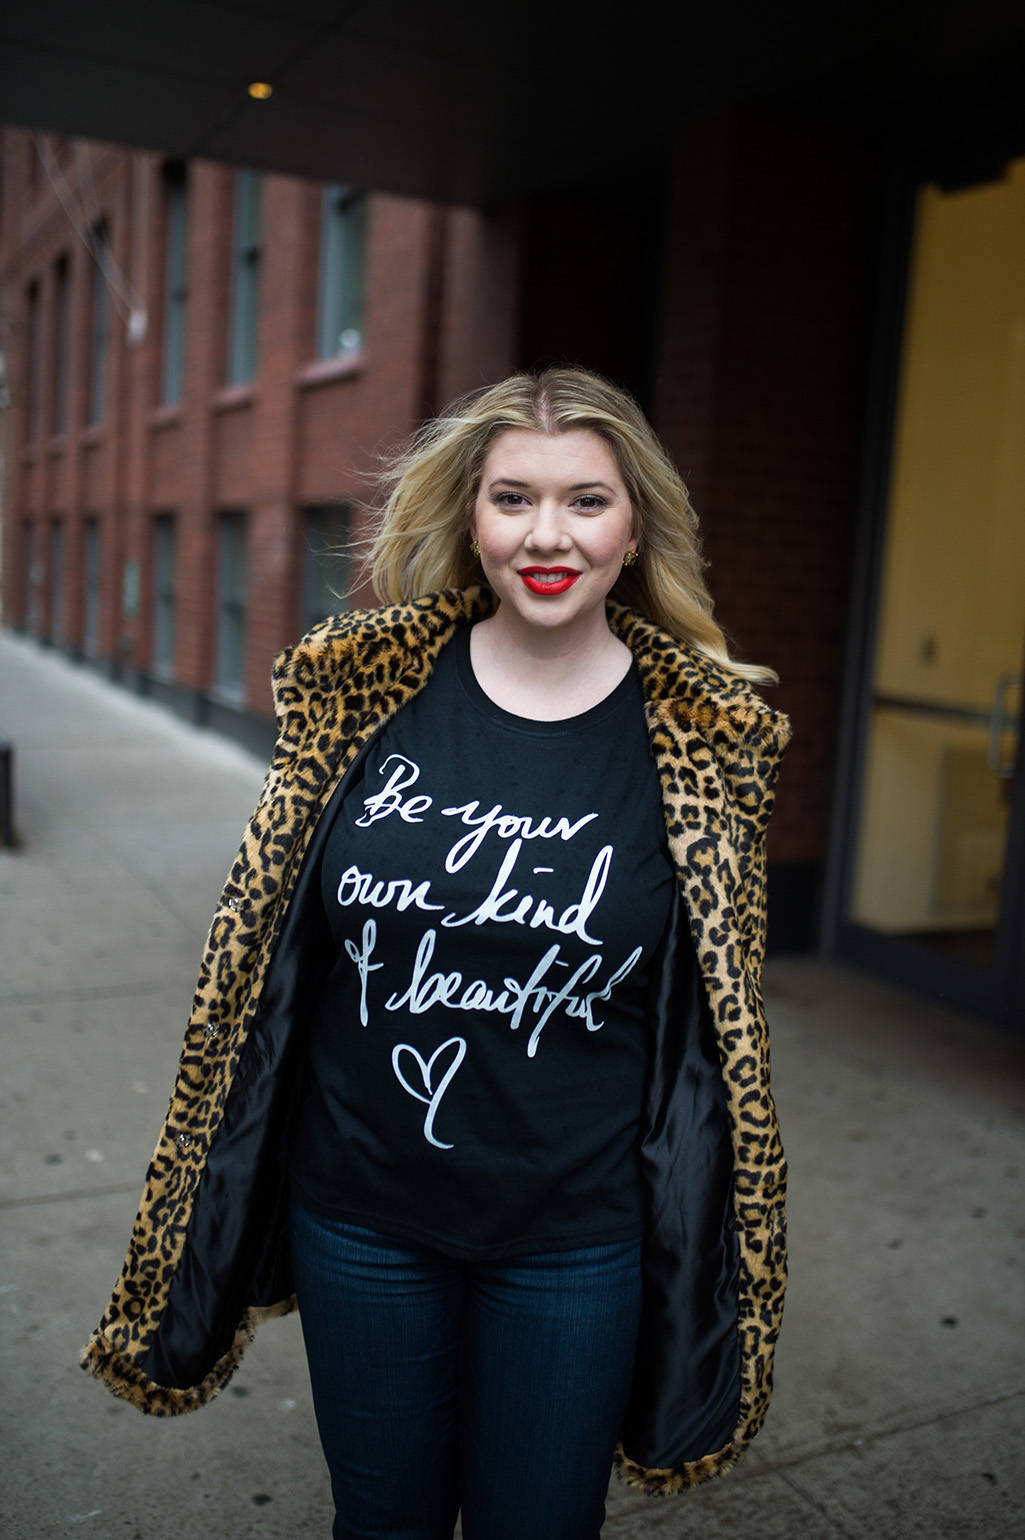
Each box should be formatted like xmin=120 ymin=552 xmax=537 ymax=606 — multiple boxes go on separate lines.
xmin=620 ymin=890 xmax=741 ymax=1468
xmin=140 ymin=763 xmax=350 ymax=1389
xmin=142 ymin=757 xmax=741 ymax=1470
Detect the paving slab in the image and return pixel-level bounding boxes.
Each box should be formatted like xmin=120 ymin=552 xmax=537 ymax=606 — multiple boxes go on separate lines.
xmin=779 ymin=1393 xmax=1025 ymax=1540
xmin=0 ymin=984 xmax=190 ymax=1203
xmin=2 ymin=1191 xmax=332 ymax=1539
xmin=763 ymin=961 xmax=1025 ymax=1461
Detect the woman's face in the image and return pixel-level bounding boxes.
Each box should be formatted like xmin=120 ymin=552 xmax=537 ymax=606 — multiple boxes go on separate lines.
xmin=470 ymin=428 xmax=637 ymax=640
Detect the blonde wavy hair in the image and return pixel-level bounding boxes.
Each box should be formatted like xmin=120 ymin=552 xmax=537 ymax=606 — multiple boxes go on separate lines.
xmin=369 ymin=367 xmax=777 ymax=685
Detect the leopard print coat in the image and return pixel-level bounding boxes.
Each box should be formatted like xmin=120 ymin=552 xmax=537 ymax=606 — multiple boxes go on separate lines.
xmin=80 ymin=587 xmax=791 ymax=1494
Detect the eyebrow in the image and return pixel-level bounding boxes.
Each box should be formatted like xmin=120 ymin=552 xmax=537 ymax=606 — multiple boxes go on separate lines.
xmin=487 ymin=478 xmax=617 ymax=493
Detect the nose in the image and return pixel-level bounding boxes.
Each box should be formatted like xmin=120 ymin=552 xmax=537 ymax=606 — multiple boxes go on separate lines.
xmin=524 ymin=499 xmax=571 ymax=553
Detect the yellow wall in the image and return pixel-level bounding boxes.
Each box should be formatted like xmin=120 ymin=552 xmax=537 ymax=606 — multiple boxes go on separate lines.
xmin=853 ymin=158 xmax=1025 ymax=933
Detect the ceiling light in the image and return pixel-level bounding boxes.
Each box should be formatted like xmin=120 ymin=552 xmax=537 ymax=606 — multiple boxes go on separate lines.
xmin=248 ymin=82 xmax=273 ymax=100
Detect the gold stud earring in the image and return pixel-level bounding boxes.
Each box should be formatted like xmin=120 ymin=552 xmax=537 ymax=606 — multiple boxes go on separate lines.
xmin=621 ymin=549 xmax=638 ymax=567
xmin=470 ymin=538 xmax=481 ymax=558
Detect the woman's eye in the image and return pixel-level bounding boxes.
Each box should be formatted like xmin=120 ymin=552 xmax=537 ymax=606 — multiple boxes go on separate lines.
xmin=494 ymin=492 xmax=527 ymax=508
xmin=574 ymin=494 xmax=607 ymax=511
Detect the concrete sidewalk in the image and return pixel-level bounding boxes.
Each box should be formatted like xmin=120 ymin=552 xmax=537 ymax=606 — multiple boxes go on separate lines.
xmin=2 ymin=629 xmax=1023 ymax=1539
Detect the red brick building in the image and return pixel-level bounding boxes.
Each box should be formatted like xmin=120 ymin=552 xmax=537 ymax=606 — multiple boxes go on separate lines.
xmin=2 ymin=118 xmax=1023 ymax=1020
xmin=0 ymin=132 xmax=517 ymax=741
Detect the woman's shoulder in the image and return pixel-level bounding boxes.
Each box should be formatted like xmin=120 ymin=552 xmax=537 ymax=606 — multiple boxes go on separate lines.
xmin=272 ymin=588 xmax=493 ymax=697
xmin=609 ymin=603 xmax=791 ymax=754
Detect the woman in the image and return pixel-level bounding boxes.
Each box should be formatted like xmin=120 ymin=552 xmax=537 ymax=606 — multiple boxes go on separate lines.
xmin=82 ymin=368 xmax=791 ymax=1538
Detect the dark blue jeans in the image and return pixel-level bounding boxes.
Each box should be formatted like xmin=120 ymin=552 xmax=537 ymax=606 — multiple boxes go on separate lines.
xmin=289 ymin=1204 xmax=643 ymax=1540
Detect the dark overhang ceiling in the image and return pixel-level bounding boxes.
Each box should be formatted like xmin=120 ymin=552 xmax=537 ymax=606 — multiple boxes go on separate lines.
xmin=2 ymin=1 xmax=1024 ymax=203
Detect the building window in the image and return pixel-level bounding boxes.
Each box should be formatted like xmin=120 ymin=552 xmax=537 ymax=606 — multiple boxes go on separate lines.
xmin=316 ymin=186 xmax=366 ymax=359
xmin=83 ymin=517 xmax=102 ymax=657
xmin=215 ymin=511 xmax=248 ymax=699
xmin=23 ymin=521 xmax=40 ymax=632
xmin=53 ymin=254 xmax=71 ymax=436
xmin=151 ymin=513 xmax=176 ymax=678
xmin=26 ymin=281 xmax=42 ymax=443
xmin=49 ymin=519 xmax=66 ymax=645
xmin=88 ymin=222 xmax=110 ymax=426
xmin=161 ymin=167 xmax=188 ymax=406
xmin=227 ymin=172 xmax=261 ymax=385
xmin=303 ymin=504 xmax=351 ymax=634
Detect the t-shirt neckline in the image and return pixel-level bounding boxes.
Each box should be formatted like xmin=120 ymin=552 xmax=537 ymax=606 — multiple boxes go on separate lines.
xmin=453 ymin=624 xmax=638 ymax=736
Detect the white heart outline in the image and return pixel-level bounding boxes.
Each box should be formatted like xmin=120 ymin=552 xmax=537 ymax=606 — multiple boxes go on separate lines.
xmin=391 ymin=1037 xmax=467 ymax=1149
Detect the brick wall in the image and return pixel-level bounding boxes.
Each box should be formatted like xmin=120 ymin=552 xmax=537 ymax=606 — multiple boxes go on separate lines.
xmin=1 ymin=130 xmax=518 ymax=724
xmin=653 ymin=113 xmax=881 ymax=882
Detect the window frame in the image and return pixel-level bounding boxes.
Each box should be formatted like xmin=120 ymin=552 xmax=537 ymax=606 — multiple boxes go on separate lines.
xmin=87 ymin=221 xmax=110 ymax=428
xmin=213 ymin=509 xmax=248 ymax=701
xmin=302 ymin=502 xmax=351 ymax=635
xmin=161 ymin=166 xmax=189 ymax=407
xmin=151 ymin=512 xmax=177 ymax=680
xmin=25 ymin=280 xmax=42 ymax=444
xmin=315 ymin=184 xmax=366 ymax=360
xmin=226 ymin=172 xmax=262 ymax=386
xmin=53 ymin=253 xmax=71 ymax=436
xmin=82 ymin=515 xmax=102 ymax=658
xmin=49 ymin=517 xmax=66 ymax=645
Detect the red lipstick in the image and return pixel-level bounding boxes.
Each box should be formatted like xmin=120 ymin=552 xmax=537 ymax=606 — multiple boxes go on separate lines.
xmin=519 ymin=567 xmax=580 ymax=595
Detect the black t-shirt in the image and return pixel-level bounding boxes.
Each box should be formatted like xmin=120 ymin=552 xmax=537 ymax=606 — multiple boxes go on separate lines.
xmin=290 ymin=626 xmax=676 ymax=1258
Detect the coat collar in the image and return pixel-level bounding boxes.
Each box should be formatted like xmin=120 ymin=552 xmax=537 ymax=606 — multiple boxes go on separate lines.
xmin=275 ymin=586 xmax=790 ymax=776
